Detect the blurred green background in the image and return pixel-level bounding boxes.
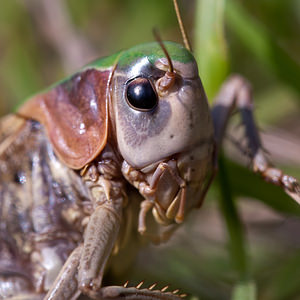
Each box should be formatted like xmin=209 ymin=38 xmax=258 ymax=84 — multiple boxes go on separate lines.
xmin=0 ymin=0 xmax=300 ymax=299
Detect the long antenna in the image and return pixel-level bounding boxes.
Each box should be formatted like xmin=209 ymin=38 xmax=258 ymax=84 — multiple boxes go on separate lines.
xmin=153 ymin=28 xmax=174 ymax=73
xmin=173 ymin=0 xmax=192 ymax=52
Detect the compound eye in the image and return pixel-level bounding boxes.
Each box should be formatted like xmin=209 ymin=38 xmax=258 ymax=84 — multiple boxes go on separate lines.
xmin=126 ymin=77 xmax=158 ymax=111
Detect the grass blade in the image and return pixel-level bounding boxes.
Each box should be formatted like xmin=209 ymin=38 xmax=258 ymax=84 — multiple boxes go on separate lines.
xmin=226 ymin=0 xmax=300 ymax=96
xmin=194 ymin=0 xmax=229 ymax=101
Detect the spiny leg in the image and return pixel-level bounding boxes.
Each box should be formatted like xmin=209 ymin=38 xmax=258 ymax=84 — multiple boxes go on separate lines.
xmin=88 ymin=281 xmax=186 ymax=300
xmin=211 ymin=75 xmax=300 ymax=203
xmin=44 ymin=240 xmax=185 ymax=300
xmin=42 ymin=198 xmax=123 ymax=300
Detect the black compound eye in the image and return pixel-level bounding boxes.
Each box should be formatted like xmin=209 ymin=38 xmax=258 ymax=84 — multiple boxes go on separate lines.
xmin=126 ymin=77 xmax=158 ymax=111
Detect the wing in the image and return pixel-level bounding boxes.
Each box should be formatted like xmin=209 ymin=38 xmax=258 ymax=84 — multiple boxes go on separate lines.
xmin=18 ymin=68 xmax=112 ymax=169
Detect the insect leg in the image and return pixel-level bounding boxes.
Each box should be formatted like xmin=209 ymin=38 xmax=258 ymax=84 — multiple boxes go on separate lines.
xmin=211 ymin=75 xmax=300 ymax=203
xmin=46 ymin=239 xmax=183 ymax=300
xmin=87 ymin=282 xmax=185 ymax=300
xmin=78 ymin=198 xmax=123 ymax=298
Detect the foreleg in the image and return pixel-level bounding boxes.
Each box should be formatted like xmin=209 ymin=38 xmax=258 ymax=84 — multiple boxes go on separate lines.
xmin=43 ymin=198 xmax=123 ymax=300
xmin=44 ymin=243 xmax=185 ymax=300
xmin=78 ymin=199 xmax=123 ymax=297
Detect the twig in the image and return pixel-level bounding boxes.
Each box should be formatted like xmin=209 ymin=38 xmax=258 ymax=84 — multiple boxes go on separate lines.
xmin=21 ymin=0 xmax=97 ymax=73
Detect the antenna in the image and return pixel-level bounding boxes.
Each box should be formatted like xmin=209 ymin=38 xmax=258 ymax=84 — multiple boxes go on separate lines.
xmin=173 ymin=0 xmax=192 ymax=52
xmin=152 ymin=28 xmax=176 ymax=92
xmin=153 ymin=28 xmax=174 ymax=74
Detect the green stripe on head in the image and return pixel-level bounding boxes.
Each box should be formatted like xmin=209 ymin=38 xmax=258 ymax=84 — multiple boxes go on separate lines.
xmin=118 ymin=41 xmax=195 ymax=67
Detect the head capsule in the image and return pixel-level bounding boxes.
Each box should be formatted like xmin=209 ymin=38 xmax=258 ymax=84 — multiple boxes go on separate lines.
xmin=110 ymin=41 xmax=214 ymax=169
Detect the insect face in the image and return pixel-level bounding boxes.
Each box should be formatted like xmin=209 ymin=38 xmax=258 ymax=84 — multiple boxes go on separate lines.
xmin=111 ymin=42 xmax=214 ymax=170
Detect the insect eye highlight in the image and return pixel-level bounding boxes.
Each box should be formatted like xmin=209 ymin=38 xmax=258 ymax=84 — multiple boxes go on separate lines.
xmin=126 ymin=77 xmax=158 ymax=111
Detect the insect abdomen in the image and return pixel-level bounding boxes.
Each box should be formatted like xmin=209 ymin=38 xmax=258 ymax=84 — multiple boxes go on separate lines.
xmin=0 ymin=116 xmax=90 ymax=290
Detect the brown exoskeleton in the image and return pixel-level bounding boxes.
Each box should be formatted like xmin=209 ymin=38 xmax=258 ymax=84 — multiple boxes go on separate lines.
xmin=0 ymin=2 xmax=299 ymax=300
